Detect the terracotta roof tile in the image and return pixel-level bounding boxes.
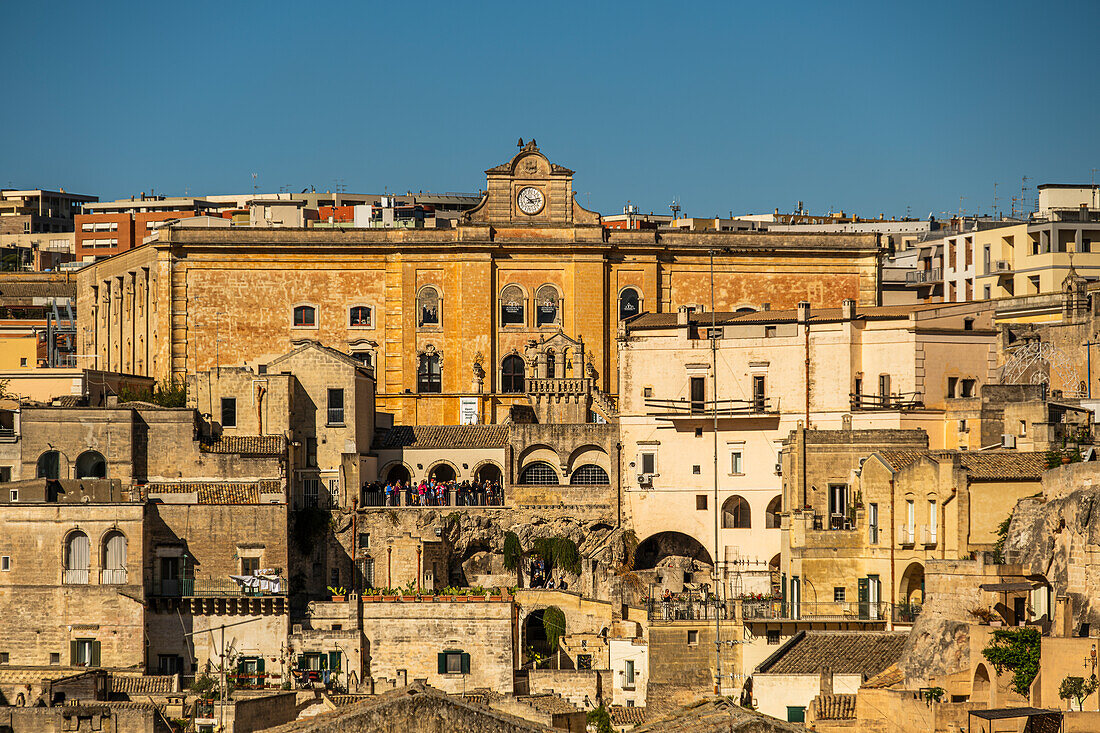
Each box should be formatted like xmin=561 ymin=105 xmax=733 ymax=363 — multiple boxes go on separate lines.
xmin=610 ymin=705 xmax=647 ymax=725
xmin=516 ymin=694 xmax=582 ymax=715
xmin=110 ymin=674 xmax=176 ymax=694
xmin=876 ymin=450 xmax=929 ymax=472
xmin=812 ymin=693 xmax=856 ymax=720
xmin=201 ymin=435 xmax=285 ymax=455
xmin=146 ymin=480 xmax=281 ymax=504
xmin=958 ymin=451 xmax=1048 ymax=480
xmin=631 ymin=697 xmax=803 ymax=732
xmin=862 ymin=663 xmax=904 ymax=689
xmin=756 ymin=631 xmax=907 ymax=677
xmin=375 ymin=424 xmax=509 ymax=450
xmin=626 ymin=303 xmax=955 ymax=332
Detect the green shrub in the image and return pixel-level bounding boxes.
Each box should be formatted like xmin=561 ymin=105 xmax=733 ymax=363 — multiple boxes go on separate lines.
xmin=982 ymin=627 xmax=1040 ymax=698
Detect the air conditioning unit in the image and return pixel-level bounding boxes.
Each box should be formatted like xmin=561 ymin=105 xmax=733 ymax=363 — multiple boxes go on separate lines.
xmin=636 ymin=473 xmax=653 ymax=487
xmin=1002 ymin=434 xmax=1016 ymax=448
xmin=995 ymin=260 xmax=1012 ymax=272
xmin=774 ymin=463 xmax=782 ymax=475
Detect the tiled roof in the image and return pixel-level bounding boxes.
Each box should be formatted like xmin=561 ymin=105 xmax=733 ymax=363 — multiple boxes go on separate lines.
xmin=326 ymin=693 xmax=373 ymax=708
xmin=862 ymin=663 xmax=904 ymax=689
xmin=610 ymin=705 xmax=647 ymax=725
xmin=0 ymin=280 xmax=76 ymax=301
xmin=201 ymin=435 xmax=285 ymax=455
xmin=0 ymin=668 xmax=82 ymax=685
xmin=375 ymin=424 xmax=510 ymax=450
xmin=876 ymin=450 xmax=929 ymax=472
xmin=269 ymin=340 xmax=373 ymax=375
xmin=812 ymin=693 xmax=856 ymax=720
xmin=110 ymin=674 xmax=175 ymax=695
xmin=875 ymin=450 xmax=1048 ymax=480
xmin=958 ymin=451 xmax=1048 ymax=480
xmin=516 ymin=694 xmax=582 ymax=715
xmin=631 ymin=697 xmax=803 ymax=732
xmin=756 ymin=631 xmax=907 ymax=677
xmin=146 ymin=480 xmax=281 ymax=504
xmin=51 ymin=395 xmax=84 ymax=407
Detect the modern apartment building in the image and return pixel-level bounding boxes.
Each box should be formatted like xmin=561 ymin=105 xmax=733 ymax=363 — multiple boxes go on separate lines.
xmin=75 ymin=196 xmax=222 ymax=260
xmin=0 ymin=189 xmax=97 ymax=235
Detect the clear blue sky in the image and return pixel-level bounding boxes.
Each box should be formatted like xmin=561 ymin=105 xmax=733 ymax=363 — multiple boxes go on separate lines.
xmin=4 ymin=0 xmax=1099 ymax=219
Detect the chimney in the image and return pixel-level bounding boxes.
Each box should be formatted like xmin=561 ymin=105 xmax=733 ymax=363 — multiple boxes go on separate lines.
xmin=819 ymin=666 xmax=833 ymax=696
xmin=677 ymin=305 xmax=695 ymax=325
xmin=842 ymin=298 xmax=856 ymax=320
xmin=797 ymin=301 xmax=811 ymax=324
xmin=762 ymin=302 xmax=771 ymax=311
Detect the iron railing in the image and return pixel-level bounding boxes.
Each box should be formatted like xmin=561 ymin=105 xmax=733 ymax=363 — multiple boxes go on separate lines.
xmin=151 ymin=577 xmax=287 ymax=597
xmin=100 ymin=569 xmax=128 ymax=585
xmin=62 ymin=569 xmax=89 ymax=585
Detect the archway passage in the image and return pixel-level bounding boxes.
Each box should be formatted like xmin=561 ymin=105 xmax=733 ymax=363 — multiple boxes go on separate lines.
xmin=972 ymin=663 xmax=992 ymax=705
xmin=76 ymin=450 xmax=106 ymax=479
xmin=37 ymin=450 xmax=60 ymax=480
xmin=634 ymin=531 xmax=713 ymax=570
xmin=429 ymin=464 xmax=456 ymax=483
xmin=522 ymin=609 xmax=561 ymax=664
xmin=722 ymin=495 xmax=751 ymax=529
xmin=900 ymin=562 xmax=925 ymax=606
xmin=475 ymin=464 xmax=502 ymax=483
xmin=766 ymin=495 xmax=782 ymax=528
xmin=385 ymin=464 xmax=410 ymax=485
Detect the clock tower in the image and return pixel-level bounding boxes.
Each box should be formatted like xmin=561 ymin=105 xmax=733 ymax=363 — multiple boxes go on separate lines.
xmin=463 ymin=139 xmax=601 ymax=227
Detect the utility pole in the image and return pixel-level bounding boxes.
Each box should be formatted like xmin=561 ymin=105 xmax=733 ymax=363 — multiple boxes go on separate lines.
xmin=709 ymin=246 xmax=722 ymax=695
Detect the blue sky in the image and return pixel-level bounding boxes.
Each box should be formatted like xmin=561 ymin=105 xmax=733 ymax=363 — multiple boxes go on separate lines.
xmin=3 ymin=0 xmax=1099 ymax=219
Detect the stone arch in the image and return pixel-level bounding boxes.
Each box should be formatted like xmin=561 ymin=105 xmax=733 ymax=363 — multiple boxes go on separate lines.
xmin=75 ymin=450 xmax=107 ymax=479
xmin=566 ymin=444 xmax=610 ymax=475
xmin=37 ymin=450 xmax=61 ymax=480
xmin=765 ymin=495 xmax=782 ymax=529
xmin=570 ymin=465 xmax=609 ymax=485
xmin=618 ymin=286 xmax=641 ymax=320
xmin=972 ymin=662 xmax=992 ymax=705
xmin=63 ymin=529 xmax=90 ymax=584
xmin=500 ymin=284 xmax=527 ymax=327
xmin=472 ymin=460 xmax=503 ymax=483
xmin=381 ymin=461 xmax=412 ymax=485
xmin=522 ymin=609 xmax=558 ymax=661
xmin=427 ymin=460 xmax=458 ymax=483
xmin=100 ymin=529 xmax=127 ymax=584
xmin=734 ymin=305 xmax=758 ymax=313
xmin=535 ymin=283 xmax=561 ymax=327
xmin=518 ymin=445 xmax=562 ymax=475
xmin=900 ymin=562 xmax=925 ymax=606
xmin=634 ymin=531 xmax=713 ymax=570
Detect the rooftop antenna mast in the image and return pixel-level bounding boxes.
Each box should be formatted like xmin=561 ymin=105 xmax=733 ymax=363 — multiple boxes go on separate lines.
xmin=669 ymin=198 xmax=681 ymax=219
xmin=992 ymin=182 xmax=998 ymax=219
xmin=251 ymin=173 xmax=258 ymax=198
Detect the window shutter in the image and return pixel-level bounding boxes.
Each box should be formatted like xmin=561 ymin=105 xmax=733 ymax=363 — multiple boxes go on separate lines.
xmin=90 ymin=641 xmax=101 ymax=668
xmin=296 ymin=654 xmax=307 ymax=670
xmin=70 ymin=640 xmax=79 ymax=665
xmin=460 ymin=652 xmax=471 ymax=674
xmin=328 ymin=651 xmax=341 ymax=672
xmin=437 ymin=653 xmax=447 ymax=674
xmin=257 ymin=657 xmax=265 ymax=674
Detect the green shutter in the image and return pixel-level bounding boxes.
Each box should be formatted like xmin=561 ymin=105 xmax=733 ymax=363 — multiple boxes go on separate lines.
xmin=90 ymin=641 xmax=101 ymax=668
xmin=256 ymin=657 xmax=265 ymax=674
xmin=460 ymin=652 xmax=470 ymax=675
xmin=70 ymin=640 xmax=79 ymax=665
xmin=328 ymin=651 xmax=340 ymax=672
xmin=437 ymin=653 xmax=447 ymax=674
xmin=296 ymin=654 xmax=306 ymax=670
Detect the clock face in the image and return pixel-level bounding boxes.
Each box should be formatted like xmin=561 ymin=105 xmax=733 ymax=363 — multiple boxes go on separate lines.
xmin=517 ymin=186 xmax=545 ymax=215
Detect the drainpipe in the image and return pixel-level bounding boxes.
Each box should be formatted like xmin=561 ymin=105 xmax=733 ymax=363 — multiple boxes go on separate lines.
xmin=616 ymin=441 xmax=623 ymax=528
xmin=387 ymin=546 xmax=392 ymax=589
xmin=416 ymin=544 xmax=422 ymax=594
xmin=889 ymin=477 xmax=896 ymax=632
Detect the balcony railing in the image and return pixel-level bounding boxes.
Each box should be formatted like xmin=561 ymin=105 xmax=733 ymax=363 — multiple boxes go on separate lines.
xmin=151 ymin=576 xmax=287 ymax=597
xmin=647 ymin=594 xmax=730 ymax=622
xmin=0 ymin=427 xmax=16 ymax=442
xmin=327 ymin=408 xmax=345 ymax=425
xmin=100 ymin=569 xmax=128 ymax=585
xmin=850 ymin=393 xmax=924 ymax=411
xmin=62 ymin=569 xmax=89 ymax=585
xmin=743 ymin=600 xmax=894 ymax=622
xmin=905 ymin=268 xmax=943 ymax=285
xmin=644 ymin=397 xmax=777 ymax=418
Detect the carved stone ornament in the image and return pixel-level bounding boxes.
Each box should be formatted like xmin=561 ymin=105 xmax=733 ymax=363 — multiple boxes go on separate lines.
xmin=417 ymin=343 xmax=443 ymax=368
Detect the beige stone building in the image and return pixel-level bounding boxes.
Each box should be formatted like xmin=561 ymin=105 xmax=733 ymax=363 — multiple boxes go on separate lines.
xmin=74 ymin=142 xmax=883 ymax=427
xmin=618 ymin=300 xmax=999 ymax=604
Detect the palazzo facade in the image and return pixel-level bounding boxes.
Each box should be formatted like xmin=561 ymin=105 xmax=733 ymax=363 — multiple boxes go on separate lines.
xmin=76 ymin=141 xmax=882 ymax=425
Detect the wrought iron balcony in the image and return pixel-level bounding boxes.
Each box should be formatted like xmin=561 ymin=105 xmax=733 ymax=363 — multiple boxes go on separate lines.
xmin=644 ymin=397 xmax=777 ymax=419
xmin=905 ymin=268 xmax=943 ymax=285
xmin=151 ymin=576 xmax=287 ymax=597
xmin=850 ymin=393 xmax=923 ymax=411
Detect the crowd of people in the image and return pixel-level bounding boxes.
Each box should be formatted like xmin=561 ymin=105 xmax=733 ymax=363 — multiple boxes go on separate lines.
xmin=360 ymin=478 xmax=504 ymax=507
xmin=527 ymin=556 xmax=569 ymax=589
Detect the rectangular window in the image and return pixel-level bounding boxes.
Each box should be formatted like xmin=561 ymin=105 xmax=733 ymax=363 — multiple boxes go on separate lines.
xmin=358 ymin=532 xmax=370 ymax=550
xmin=929 ymin=500 xmax=938 ymax=542
xmin=50 ymin=652 xmax=60 ymax=665
xmin=690 ymin=376 xmax=705 ymax=414
xmin=643 ymin=386 xmax=653 ymax=398
xmin=695 ymin=427 xmax=703 ymax=437
xmin=624 ymin=659 xmax=635 ymax=685
xmin=833 ymin=587 xmax=846 ymax=603
xmin=983 ymin=285 xmax=991 ymax=299
xmin=878 ymin=374 xmax=891 ymax=397
xmin=241 ymin=556 xmax=259 ymax=576
xmin=828 ymin=484 xmax=849 ymax=530
xmin=9 ymin=489 xmax=17 ymax=502
xmin=304 ymin=478 xmax=320 ymax=508
xmin=1019 ymin=420 xmax=1027 ymax=437
xmin=766 ymin=629 xmax=781 ymax=645
xmin=0 ymin=652 xmax=7 ymax=664
xmin=71 ymin=638 xmax=99 ymax=667
xmin=696 ymin=495 xmax=707 ymax=510
xmin=1 ymin=556 xmax=8 ymax=571
xmin=438 ymin=650 xmax=470 ymax=675
xmin=641 ymin=453 xmax=656 ymax=475
xmin=577 ymin=654 xmax=593 ymax=670
xmin=868 ymin=503 xmax=879 ymax=544
xmin=753 ymin=375 xmax=767 ymax=412
xmin=327 ymin=388 xmax=345 ymax=425
xmin=306 ymin=438 xmax=317 ymax=468
xmin=730 ymin=450 xmax=743 ymax=475
xmin=764 ymin=325 xmax=777 ymax=338
xmin=961 ymin=379 xmax=976 ymax=398
xmin=692 ymin=465 xmax=701 ymax=475
xmin=220 ymin=398 xmax=236 ymax=428
xmin=687 ymin=630 xmax=698 ymax=645
xmin=158 ymin=655 xmax=183 ymax=675
xmin=906 ymin=500 xmax=915 ymax=543
xmin=947 ymin=377 xmax=958 ymax=398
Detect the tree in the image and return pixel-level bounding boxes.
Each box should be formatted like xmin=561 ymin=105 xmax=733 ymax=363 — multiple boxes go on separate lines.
xmin=542 ymin=605 xmax=566 ymax=668
xmin=586 ymin=704 xmax=613 ymax=733
xmin=531 ymin=536 xmax=581 ymax=576
xmin=1059 ymin=674 xmax=1098 ymax=711
xmin=503 ymin=531 xmax=523 ymax=587
xmin=982 ymin=627 xmax=1041 ymax=698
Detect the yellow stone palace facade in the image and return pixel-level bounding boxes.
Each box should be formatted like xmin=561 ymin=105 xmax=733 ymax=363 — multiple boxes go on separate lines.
xmin=76 ymin=142 xmax=883 ymax=425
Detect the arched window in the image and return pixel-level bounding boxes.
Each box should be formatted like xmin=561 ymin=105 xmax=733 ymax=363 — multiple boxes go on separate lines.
xmin=64 ymin=531 xmax=90 ymax=584
xmin=500 ymin=285 xmax=525 ymax=326
xmin=386 ymin=464 xmax=410 ymax=485
xmin=570 ymin=464 xmax=609 ymax=485
xmin=501 ymin=354 xmax=525 ymax=393
xmin=293 ymin=305 xmax=316 ymax=327
xmin=619 ymin=288 xmax=640 ymax=320
xmin=102 ymin=531 xmax=127 ymax=584
xmin=520 ymin=462 xmax=559 ymax=485
xmin=545 ymin=350 xmax=556 ymax=379
xmin=418 ymin=287 xmax=440 ymax=326
xmin=722 ymin=495 xmax=751 ymax=529
xmin=417 ymin=352 xmax=441 ymax=393
xmin=37 ymin=451 xmax=60 ymax=480
xmin=535 ymin=285 xmax=560 ymax=326
xmin=349 ymin=305 xmax=372 ymax=328
xmin=76 ymin=451 xmax=106 ymax=479
xmin=766 ymin=495 xmax=782 ymax=529
xmin=430 ymin=464 xmax=456 ymax=482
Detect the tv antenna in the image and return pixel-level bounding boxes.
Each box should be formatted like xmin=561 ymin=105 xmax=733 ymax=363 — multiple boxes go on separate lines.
xmin=251 ymin=172 xmax=258 ymax=197
xmin=669 ymin=198 xmax=681 ymax=218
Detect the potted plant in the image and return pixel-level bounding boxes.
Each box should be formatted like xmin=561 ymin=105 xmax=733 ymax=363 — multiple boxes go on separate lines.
xmin=381 ymin=587 xmax=398 ymax=601
xmin=968 ymin=606 xmax=995 ymax=625
xmin=1059 ymin=674 xmax=1098 ymax=712
xmin=328 ymin=586 xmax=347 ymax=603
xmin=400 ymin=581 xmax=417 ymax=601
